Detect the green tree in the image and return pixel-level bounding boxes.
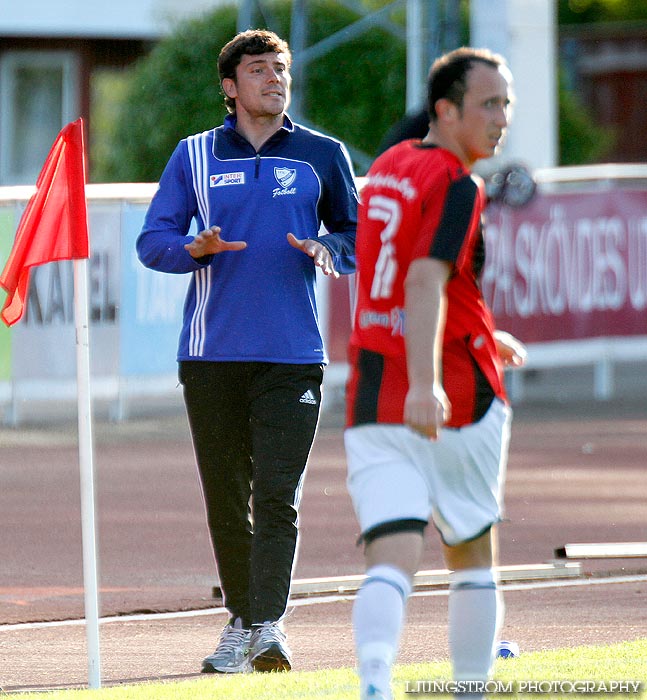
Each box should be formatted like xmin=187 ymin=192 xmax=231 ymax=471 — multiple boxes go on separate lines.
xmin=96 ymin=0 xmax=637 ymax=182
xmin=98 ymin=6 xmax=237 ymax=182
xmin=559 ymin=0 xmax=647 ymax=24
xmin=558 ymin=70 xmax=615 ymax=165
xmin=289 ymin=0 xmax=406 ymax=160
xmin=99 ymin=1 xmax=405 ymax=181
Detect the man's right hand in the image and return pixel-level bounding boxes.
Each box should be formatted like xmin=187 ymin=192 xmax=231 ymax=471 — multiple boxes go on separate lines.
xmin=184 ymin=225 xmax=247 ymax=258
xmin=404 ymin=383 xmax=451 ymax=441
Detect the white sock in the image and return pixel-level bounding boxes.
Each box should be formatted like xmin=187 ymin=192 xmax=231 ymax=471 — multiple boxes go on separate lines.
xmin=353 ymin=564 xmax=412 ymax=697
xmin=448 ymin=567 xmax=502 ymax=685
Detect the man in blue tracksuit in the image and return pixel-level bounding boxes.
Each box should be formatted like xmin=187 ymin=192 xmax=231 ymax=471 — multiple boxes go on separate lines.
xmin=137 ymin=29 xmax=357 ymax=674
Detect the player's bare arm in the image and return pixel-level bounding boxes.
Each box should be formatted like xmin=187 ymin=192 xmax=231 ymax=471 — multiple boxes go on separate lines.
xmin=286 ymin=232 xmax=339 ymax=278
xmin=184 ymin=225 xmax=247 ymax=258
xmin=403 ymin=257 xmax=452 ymax=439
xmin=494 ymin=329 xmax=527 ymax=367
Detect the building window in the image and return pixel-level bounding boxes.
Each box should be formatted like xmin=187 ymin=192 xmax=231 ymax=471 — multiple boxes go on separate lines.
xmin=0 ymin=51 xmax=79 ymax=185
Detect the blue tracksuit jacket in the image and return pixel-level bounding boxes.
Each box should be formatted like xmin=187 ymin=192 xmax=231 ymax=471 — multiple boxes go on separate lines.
xmin=137 ymin=114 xmax=358 ymax=364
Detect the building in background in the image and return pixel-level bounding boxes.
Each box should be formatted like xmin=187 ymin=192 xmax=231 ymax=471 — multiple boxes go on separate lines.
xmin=0 ymin=0 xmax=217 ymax=185
xmin=561 ymin=19 xmax=647 ymax=163
xmin=1 ymin=0 xmax=646 ymax=186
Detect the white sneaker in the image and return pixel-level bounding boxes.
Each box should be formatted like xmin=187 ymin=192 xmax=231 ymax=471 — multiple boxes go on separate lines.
xmin=201 ymin=617 xmax=251 ymax=673
xmin=247 ymin=620 xmax=293 ymax=672
xmin=359 ymin=659 xmax=392 ymax=700
xmin=362 ymin=683 xmax=391 ymax=700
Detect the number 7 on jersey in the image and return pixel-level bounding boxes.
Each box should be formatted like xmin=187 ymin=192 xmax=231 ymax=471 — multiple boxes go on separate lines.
xmin=368 ymin=195 xmax=401 ymax=300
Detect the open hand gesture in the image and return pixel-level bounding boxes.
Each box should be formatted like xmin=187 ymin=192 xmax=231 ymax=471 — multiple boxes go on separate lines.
xmin=287 ymin=233 xmax=339 ymax=278
xmin=185 ymin=226 xmax=247 ymax=258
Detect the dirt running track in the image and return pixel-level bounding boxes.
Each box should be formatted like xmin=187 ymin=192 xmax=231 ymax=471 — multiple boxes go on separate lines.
xmin=1 ymin=398 xmax=647 ymax=691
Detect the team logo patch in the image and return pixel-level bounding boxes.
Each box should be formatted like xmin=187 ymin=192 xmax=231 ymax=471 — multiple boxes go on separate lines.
xmin=274 ymin=167 xmax=297 ymax=189
xmin=210 ymin=172 xmax=245 ymax=187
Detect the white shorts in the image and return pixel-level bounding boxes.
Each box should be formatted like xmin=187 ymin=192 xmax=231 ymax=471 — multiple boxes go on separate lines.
xmin=345 ymin=398 xmax=512 ymax=547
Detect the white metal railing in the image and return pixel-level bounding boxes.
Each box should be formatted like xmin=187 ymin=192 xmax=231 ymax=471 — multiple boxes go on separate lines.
xmin=534 ymin=163 xmax=647 ymax=184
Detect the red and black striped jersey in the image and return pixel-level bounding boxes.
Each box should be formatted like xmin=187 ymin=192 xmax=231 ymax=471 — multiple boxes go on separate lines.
xmin=346 ymin=140 xmax=507 ymax=428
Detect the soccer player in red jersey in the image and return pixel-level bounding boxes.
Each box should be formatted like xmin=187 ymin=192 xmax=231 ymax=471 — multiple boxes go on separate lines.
xmin=345 ymin=47 xmax=527 ymax=700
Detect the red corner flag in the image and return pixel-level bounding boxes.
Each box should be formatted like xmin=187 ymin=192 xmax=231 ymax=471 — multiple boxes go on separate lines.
xmin=0 ymin=118 xmax=90 ymax=326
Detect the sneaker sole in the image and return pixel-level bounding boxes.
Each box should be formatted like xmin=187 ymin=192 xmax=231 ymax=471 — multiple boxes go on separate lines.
xmin=249 ymin=647 xmax=292 ymax=672
xmin=201 ymin=661 xmax=248 ymax=674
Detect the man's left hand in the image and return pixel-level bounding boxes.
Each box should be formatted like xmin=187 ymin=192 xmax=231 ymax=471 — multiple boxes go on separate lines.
xmin=494 ymin=330 xmax=527 ymax=368
xmin=287 ymin=233 xmax=339 ymax=278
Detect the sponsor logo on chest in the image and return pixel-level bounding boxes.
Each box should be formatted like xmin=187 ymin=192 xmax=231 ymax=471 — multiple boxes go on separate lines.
xmin=210 ymin=172 xmax=245 ymax=187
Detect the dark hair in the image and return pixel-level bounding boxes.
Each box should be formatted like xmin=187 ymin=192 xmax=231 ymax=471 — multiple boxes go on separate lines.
xmin=427 ymin=47 xmax=507 ymax=122
xmin=218 ymin=29 xmax=292 ymax=113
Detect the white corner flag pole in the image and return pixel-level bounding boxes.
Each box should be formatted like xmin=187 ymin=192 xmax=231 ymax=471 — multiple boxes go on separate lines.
xmin=73 ymin=257 xmax=102 ymax=688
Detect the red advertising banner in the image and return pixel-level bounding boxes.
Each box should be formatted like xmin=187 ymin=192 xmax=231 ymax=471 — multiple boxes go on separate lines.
xmin=482 ymin=188 xmax=647 ymax=343
xmin=326 ymin=186 xmax=647 ymax=363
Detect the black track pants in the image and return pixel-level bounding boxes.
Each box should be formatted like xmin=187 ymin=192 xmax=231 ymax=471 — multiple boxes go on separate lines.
xmin=179 ymin=360 xmax=323 ymax=626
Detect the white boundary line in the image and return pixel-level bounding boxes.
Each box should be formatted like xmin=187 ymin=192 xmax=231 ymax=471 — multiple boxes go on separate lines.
xmin=557 ymin=542 xmax=647 ymax=559
xmin=2 ymin=573 xmax=647 ymax=634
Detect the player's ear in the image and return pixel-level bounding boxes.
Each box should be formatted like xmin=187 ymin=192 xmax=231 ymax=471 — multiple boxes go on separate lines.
xmin=435 ymin=98 xmax=459 ymax=123
xmin=222 ymin=78 xmax=237 ymax=100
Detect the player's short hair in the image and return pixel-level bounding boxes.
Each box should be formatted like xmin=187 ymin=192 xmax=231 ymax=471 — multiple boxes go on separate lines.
xmin=427 ymin=47 xmax=508 ymax=122
xmin=218 ymin=29 xmax=292 ymax=113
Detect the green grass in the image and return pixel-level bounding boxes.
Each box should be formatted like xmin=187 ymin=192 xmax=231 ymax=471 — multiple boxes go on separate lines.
xmin=9 ymin=639 xmax=646 ymax=699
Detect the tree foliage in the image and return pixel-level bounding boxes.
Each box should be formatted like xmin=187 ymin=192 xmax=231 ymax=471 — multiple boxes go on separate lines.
xmin=557 ymin=70 xmax=615 ymax=165
xmin=96 ymin=0 xmax=633 ymax=182
xmin=100 ymin=1 xmax=405 ymax=182
xmin=292 ymin=1 xmax=407 ymax=160
xmin=99 ymin=7 xmax=237 ymax=182
xmin=559 ymin=0 xmax=647 ymax=24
